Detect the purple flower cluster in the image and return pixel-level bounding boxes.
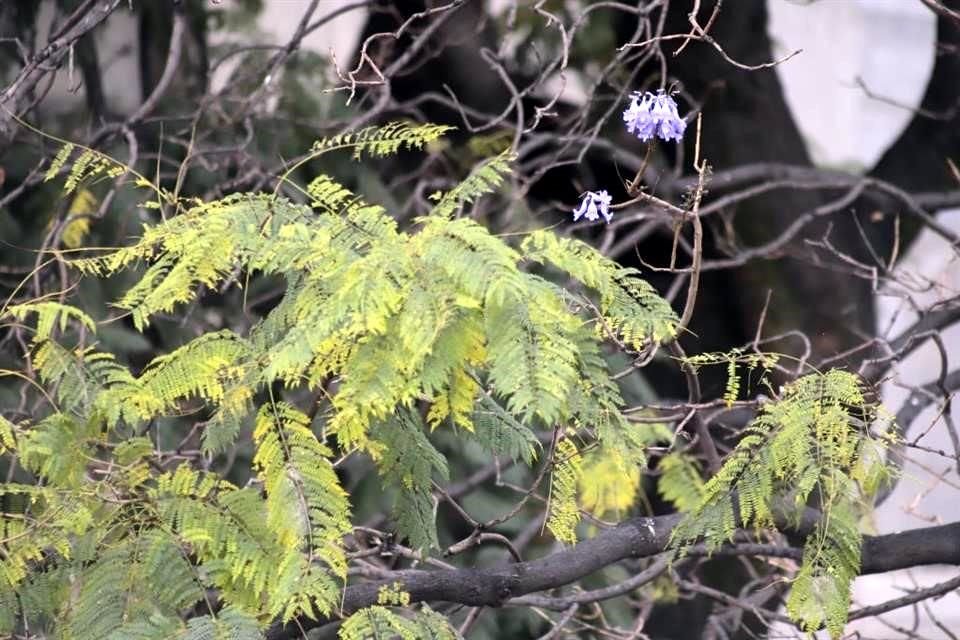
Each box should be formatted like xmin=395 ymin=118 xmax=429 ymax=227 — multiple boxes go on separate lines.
xmin=572 ymin=88 xmax=686 ymax=224
xmin=572 ymin=190 xmax=612 ymax=223
xmin=623 ymin=90 xmax=687 ymax=143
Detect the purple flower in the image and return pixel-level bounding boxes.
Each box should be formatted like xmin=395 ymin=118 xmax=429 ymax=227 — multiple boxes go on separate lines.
xmin=623 ymin=90 xmax=686 ymax=142
xmin=573 ymin=190 xmax=613 ymax=223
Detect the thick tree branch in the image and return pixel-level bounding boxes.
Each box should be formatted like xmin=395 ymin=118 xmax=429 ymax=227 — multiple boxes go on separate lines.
xmin=265 ymin=516 xmax=960 ymax=640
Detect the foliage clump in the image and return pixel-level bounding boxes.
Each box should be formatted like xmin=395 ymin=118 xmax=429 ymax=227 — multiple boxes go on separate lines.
xmin=0 ymin=122 xmax=682 ymax=638
xmin=669 ymin=369 xmax=893 ymax=636
xmin=0 ymin=121 xmax=895 ymax=639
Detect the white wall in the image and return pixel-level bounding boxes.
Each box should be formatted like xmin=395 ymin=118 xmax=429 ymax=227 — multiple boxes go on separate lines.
xmin=768 ymin=0 xmax=935 ymax=171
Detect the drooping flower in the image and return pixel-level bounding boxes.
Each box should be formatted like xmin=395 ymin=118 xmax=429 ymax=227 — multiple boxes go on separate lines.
xmin=572 ymin=190 xmax=613 ymax=223
xmin=623 ymin=90 xmax=686 ymax=142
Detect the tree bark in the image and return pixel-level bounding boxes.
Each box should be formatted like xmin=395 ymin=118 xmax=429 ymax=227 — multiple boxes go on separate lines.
xmin=265 ymin=515 xmax=960 ymax=640
xmin=657 ymin=0 xmax=875 ymax=365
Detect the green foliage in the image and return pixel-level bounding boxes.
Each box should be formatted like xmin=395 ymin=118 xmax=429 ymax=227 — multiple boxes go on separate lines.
xmin=657 ymin=452 xmax=705 ymax=513
xmin=369 ymin=410 xmax=449 ymax=551
xmin=470 ymin=393 xmax=540 ymax=464
xmin=0 ymin=121 xmax=689 ymax=635
xmin=578 ymin=444 xmax=640 ymax=518
xmin=308 ymin=121 xmax=454 ymax=160
xmin=6 ymin=301 xmax=96 ymax=344
xmin=178 ymin=607 xmax=263 ymax=640
xmin=429 ymin=149 xmax=514 ymax=219
xmin=43 ymin=142 xmax=75 ymax=181
xmin=252 ymin=402 xmax=352 ymax=620
xmin=339 ymin=584 xmax=459 ymax=638
xmin=60 ymin=188 xmax=98 ymax=248
xmin=338 ymin=604 xmax=460 ymax=640
xmin=7 ymin=120 xmax=899 ymax=639
xmin=682 ymin=349 xmax=778 ymax=408
xmin=63 ymin=537 xmax=198 ymax=640
xmin=65 ymin=124 xmax=675 ymax=460
xmin=152 ymin=464 xmax=349 ymax=622
xmin=569 ymin=327 xmax=652 ymax=470
xmin=26 ymin=327 xmax=250 ymax=429
xmin=522 ymin=230 xmax=679 ymax=346
xmin=43 ymin=143 xmax=126 ymax=193
xmin=546 ymin=436 xmax=583 ymax=544
xmin=19 ymin=413 xmax=99 ymax=485
xmin=669 ymin=370 xmax=893 ymax=637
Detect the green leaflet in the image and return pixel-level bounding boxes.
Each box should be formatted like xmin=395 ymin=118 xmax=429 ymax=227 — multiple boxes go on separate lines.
xmin=657 ymin=452 xmax=705 ymax=513
xmin=252 ymin=402 xmax=352 ymax=620
xmin=546 ymin=437 xmax=583 ymax=544
xmin=370 ymin=409 xmax=449 ymax=551
xmin=42 ymin=144 xmax=125 ymax=193
xmin=471 ymin=393 xmax=540 ymax=464
xmin=428 ymin=149 xmax=513 ymax=219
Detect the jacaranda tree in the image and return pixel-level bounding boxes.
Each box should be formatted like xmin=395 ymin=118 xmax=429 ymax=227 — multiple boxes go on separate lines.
xmin=3 ymin=2 xmax=960 ymax=640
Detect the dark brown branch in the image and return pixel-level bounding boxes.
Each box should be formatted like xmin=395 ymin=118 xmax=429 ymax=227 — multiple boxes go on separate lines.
xmin=860 ymin=301 xmax=960 ymax=383
xmin=848 ymin=572 xmax=960 ymax=622
xmin=919 ymin=0 xmax=960 ymax=27
xmin=265 ymin=517 xmax=960 ymax=640
xmin=874 ymin=367 xmax=960 ymax=507
xmin=509 ymin=555 xmax=672 ymax=610
xmin=0 ymin=0 xmax=121 ymax=143
xmin=126 ymin=5 xmax=185 ymax=127
xmin=671 ymin=162 xmax=960 ymax=204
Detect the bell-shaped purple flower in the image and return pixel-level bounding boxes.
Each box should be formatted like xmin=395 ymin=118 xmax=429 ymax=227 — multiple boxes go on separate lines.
xmin=623 ymin=90 xmax=686 ymax=143
xmin=573 ymin=190 xmax=613 ymax=223
xmin=623 ymin=92 xmax=656 ymax=140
